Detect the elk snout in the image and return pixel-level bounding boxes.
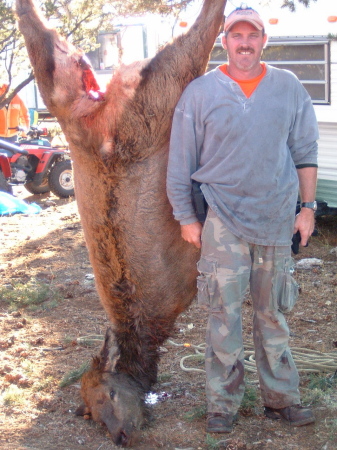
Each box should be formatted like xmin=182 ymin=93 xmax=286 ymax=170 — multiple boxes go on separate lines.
xmin=104 ymin=417 xmax=139 ymax=447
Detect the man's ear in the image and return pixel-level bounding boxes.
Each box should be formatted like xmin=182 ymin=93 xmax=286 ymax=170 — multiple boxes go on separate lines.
xmin=221 ymin=34 xmax=227 ymax=50
xmin=263 ymin=33 xmax=268 ymax=49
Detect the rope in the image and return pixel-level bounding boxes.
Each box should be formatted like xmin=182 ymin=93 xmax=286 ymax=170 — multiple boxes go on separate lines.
xmin=167 ymin=340 xmax=337 ymax=375
xmin=76 ymin=335 xmax=104 ymax=344
xmin=75 ymin=336 xmax=337 ymax=374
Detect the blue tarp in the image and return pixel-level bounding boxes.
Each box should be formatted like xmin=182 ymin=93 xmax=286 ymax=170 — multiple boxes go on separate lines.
xmin=0 ymin=191 xmax=42 ymax=215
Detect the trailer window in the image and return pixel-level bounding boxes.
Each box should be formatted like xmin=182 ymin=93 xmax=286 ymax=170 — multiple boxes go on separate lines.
xmin=86 ymin=31 xmax=120 ymax=71
xmin=208 ymin=38 xmax=330 ymax=105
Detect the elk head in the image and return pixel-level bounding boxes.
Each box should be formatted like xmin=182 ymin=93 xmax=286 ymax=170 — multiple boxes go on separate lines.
xmin=75 ymin=327 xmax=148 ymax=447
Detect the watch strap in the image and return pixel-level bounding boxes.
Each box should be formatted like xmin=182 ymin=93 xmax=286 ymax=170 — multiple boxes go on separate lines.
xmin=301 ymin=201 xmax=317 ymax=211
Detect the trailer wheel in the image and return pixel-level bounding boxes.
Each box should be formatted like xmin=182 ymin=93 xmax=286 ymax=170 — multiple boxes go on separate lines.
xmin=49 ymin=160 xmax=74 ymax=198
xmin=24 ymin=178 xmax=50 ymax=195
xmin=0 ymin=171 xmax=13 ymax=194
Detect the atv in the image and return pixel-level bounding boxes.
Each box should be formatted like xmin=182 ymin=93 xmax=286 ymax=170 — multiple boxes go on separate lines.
xmin=0 ymin=126 xmax=74 ymax=198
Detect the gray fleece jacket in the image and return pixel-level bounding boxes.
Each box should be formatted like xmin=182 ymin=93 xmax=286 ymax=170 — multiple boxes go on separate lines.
xmin=167 ymin=64 xmax=319 ymax=246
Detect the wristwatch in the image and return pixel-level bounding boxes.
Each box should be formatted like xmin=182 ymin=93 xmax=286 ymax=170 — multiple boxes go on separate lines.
xmin=301 ymin=201 xmax=317 ymax=211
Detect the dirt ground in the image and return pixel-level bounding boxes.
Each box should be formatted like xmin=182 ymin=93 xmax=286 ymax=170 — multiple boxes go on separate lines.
xmin=0 ymin=186 xmax=336 ymax=450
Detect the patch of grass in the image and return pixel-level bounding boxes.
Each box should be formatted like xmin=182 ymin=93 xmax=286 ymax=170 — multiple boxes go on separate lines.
xmin=327 ymin=418 xmax=337 ymax=441
xmin=59 ymin=361 xmax=90 ymax=388
xmin=21 ymin=360 xmax=35 ymax=375
xmin=39 ymin=299 xmax=59 ymax=311
xmin=308 ymin=373 xmax=337 ymax=391
xmin=0 ymin=279 xmax=61 ymax=311
xmin=205 ymin=433 xmax=224 ymax=449
xmin=63 ymin=335 xmax=75 ymax=346
xmin=2 ymin=385 xmax=26 ymax=406
xmin=33 ymin=376 xmax=56 ymax=392
xmin=302 ymin=373 xmax=337 ymax=408
xmin=184 ymin=405 xmax=207 ymax=422
xmin=157 ymin=373 xmax=173 ymax=383
xmin=302 ymin=387 xmax=325 ymax=406
xmin=240 ymin=384 xmax=258 ymax=415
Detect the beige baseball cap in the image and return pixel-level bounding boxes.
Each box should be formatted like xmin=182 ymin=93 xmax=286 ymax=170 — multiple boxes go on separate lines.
xmin=224 ymin=7 xmax=264 ymax=32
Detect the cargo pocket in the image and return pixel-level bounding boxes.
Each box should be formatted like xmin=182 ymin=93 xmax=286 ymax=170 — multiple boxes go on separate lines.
xmin=272 ymin=257 xmax=299 ymax=314
xmin=196 ymin=258 xmax=217 ymax=311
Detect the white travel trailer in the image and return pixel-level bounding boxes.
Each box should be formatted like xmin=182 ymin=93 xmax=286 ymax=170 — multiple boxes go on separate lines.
xmin=209 ymin=0 xmax=337 ymax=215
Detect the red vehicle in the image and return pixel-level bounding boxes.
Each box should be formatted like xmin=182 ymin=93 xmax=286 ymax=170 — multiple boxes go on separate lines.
xmin=0 ymin=126 xmax=74 ymax=198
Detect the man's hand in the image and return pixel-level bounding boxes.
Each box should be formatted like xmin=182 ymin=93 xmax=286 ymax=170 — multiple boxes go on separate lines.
xmin=296 ymin=166 xmax=317 ymax=246
xmin=293 ymin=208 xmax=315 ymax=247
xmin=181 ymin=222 xmax=203 ymax=249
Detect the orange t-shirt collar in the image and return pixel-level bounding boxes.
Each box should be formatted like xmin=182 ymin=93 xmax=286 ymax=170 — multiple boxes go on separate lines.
xmin=219 ymin=63 xmax=267 ymax=98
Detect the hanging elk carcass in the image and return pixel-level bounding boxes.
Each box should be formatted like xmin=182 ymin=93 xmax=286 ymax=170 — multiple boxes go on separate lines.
xmin=15 ymin=0 xmax=227 ymax=446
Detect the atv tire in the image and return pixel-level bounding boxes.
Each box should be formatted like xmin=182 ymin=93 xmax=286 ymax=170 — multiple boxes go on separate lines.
xmin=0 ymin=171 xmax=13 ymax=194
xmin=49 ymin=159 xmax=74 ymax=198
xmin=24 ymin=178 xmax=50 ymax=195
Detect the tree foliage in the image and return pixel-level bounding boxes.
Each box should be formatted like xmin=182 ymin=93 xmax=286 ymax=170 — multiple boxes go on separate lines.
xmin=281 ymin=0 xmax=317 ymax=12
xmin=0 ymin=1 xmax=28 ymax=102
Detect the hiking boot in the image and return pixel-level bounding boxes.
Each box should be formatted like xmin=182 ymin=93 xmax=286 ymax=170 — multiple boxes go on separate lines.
xmin=264 ymin=405 xmax=315 ymax=427
xmin=206 ymin=413 xmax=238 ymax=433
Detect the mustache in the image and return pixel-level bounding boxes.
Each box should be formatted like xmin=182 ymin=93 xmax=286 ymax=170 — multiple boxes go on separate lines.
xmin=237 ymin=47 xmax=255 ymax=53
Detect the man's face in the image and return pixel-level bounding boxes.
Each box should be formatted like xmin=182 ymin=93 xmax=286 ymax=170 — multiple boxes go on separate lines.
xmin=222 ymin=22 xmax=267 ymax=74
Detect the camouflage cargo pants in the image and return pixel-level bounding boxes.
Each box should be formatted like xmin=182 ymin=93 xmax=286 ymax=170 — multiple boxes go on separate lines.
xmin=197 ymin=208 xmax=301 ymax=415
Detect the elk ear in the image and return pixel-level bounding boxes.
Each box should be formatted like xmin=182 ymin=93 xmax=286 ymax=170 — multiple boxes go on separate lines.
xmin=96 ymin=327 xmax=120 ymax=373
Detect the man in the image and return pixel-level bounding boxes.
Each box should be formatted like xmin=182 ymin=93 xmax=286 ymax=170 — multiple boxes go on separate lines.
xmin=167 ymin=6 xmax=318 ymax=434
xmin=0 ymin=83 xmax=30 ymax=142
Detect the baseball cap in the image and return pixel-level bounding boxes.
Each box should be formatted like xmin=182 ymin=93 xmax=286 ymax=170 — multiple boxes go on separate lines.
xmin=224 ymin=6 xmax=264 ymax=32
